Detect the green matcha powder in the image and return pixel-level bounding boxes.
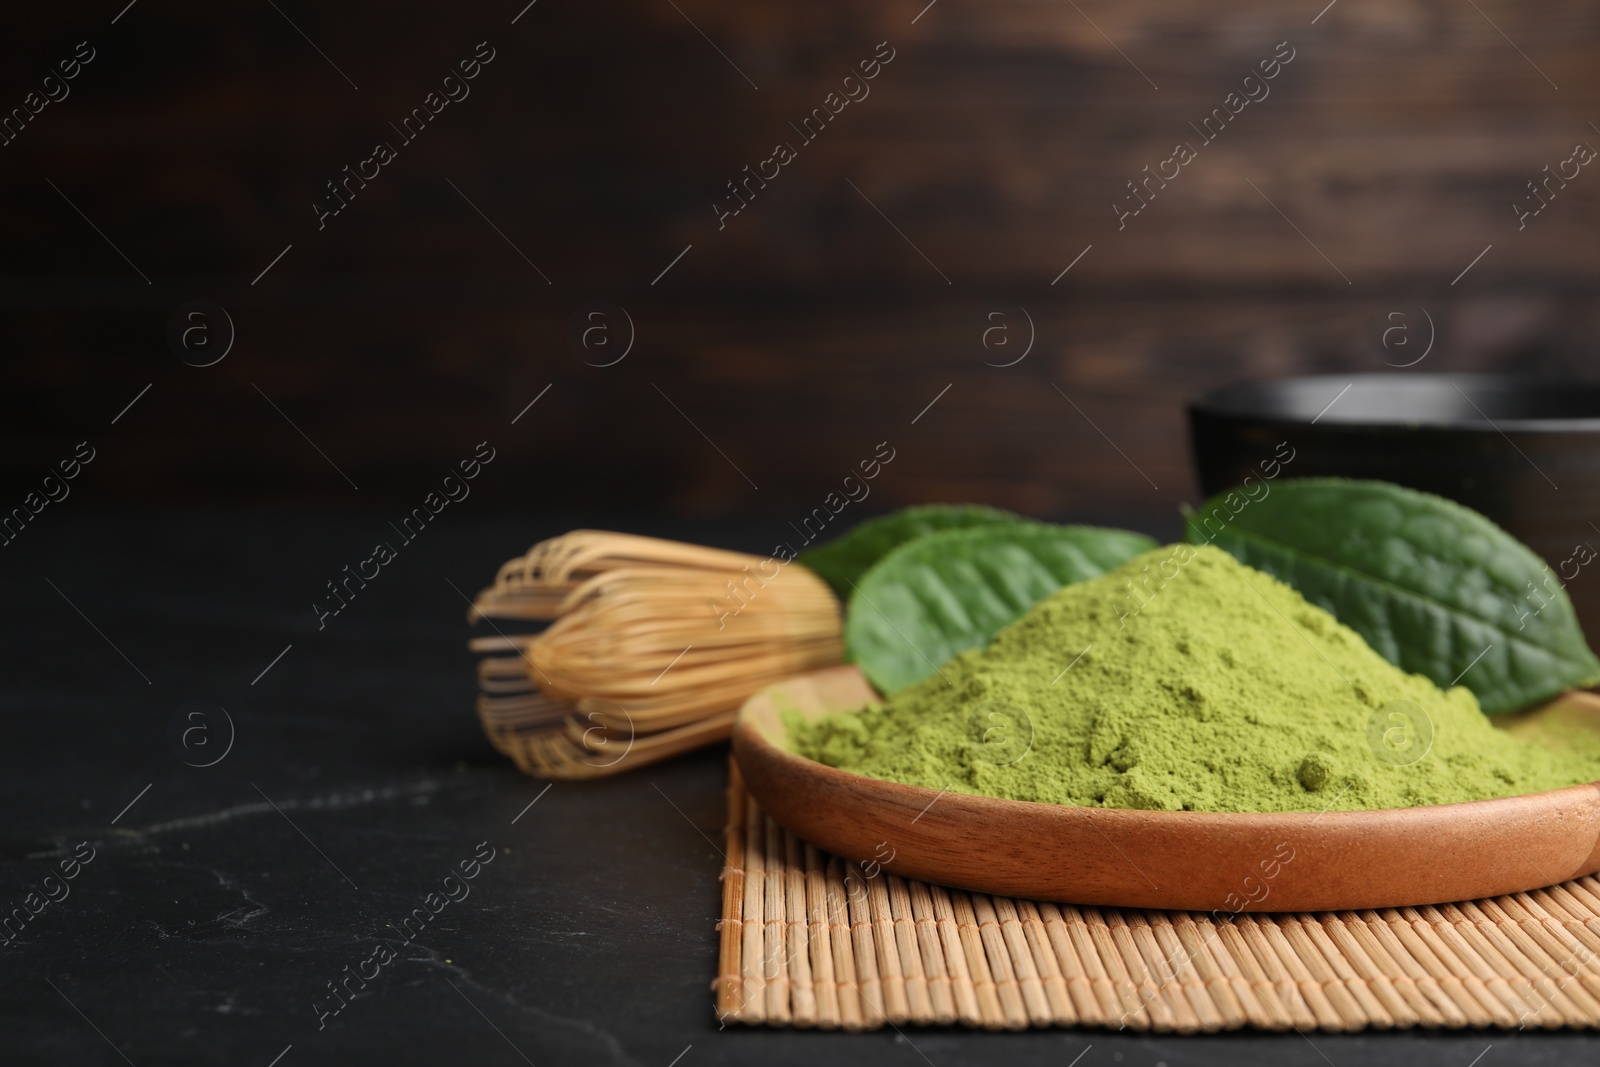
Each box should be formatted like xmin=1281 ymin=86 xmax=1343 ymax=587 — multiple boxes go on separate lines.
xmin=792 ymin=544 xmax=1600 ymax=813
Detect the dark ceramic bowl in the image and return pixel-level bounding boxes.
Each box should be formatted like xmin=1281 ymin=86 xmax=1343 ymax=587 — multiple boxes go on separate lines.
xmin=1189 ymin=374 xmax=1600 ymax=645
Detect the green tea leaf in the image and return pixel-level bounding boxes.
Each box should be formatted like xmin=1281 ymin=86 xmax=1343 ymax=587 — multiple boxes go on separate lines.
xmin=798 ymin=503 xmax=1023 ymax=598
xmin=1184 ymin=477 xmax=1600 ymax=714
xmin=846 ymin=522 xmax=1158 ymax=693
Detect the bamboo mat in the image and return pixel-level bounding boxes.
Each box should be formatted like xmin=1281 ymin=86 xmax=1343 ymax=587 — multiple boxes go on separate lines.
xmin=714 ymin=761 xmax=1600 ymax=1032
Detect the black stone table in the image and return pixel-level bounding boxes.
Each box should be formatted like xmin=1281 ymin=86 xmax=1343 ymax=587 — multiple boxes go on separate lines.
xmin=2 ymin=512 xmax=1590 ymax=1065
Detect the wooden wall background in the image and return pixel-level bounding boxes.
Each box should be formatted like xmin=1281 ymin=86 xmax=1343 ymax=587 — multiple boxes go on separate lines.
xmin=4 ymin=0 xmax=1598 ymax=528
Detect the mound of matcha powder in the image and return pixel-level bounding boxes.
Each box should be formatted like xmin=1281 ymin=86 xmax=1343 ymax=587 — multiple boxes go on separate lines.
xmin=792 ymin=544 xmax=1600 ymax=813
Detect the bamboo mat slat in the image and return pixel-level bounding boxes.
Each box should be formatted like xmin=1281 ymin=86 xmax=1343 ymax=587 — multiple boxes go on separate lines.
xmin=713 ymin=760 xmax=1600 ymax=1032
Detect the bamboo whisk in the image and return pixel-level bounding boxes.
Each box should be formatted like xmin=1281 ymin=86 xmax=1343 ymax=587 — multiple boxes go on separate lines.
xmin=468 ymin=531 xmax=843 ymax=778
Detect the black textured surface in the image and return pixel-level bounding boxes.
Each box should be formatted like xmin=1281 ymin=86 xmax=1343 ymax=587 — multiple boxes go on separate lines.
xmin=1 ymin=511 xmax=1592 ymax=1065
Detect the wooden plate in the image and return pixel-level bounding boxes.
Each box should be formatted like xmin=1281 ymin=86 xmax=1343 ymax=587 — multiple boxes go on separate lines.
xmin=731 ymin=665 xmax=1600 ymax=912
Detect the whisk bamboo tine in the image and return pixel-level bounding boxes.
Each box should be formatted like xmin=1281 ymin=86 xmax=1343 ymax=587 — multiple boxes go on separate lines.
xmin=506 ymin=718 xmax=735 ymax=779
xmin=520 ymin=531 xmax=759 ymax=582
xmin=469 ymin=530 xmax=845 ymax=779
